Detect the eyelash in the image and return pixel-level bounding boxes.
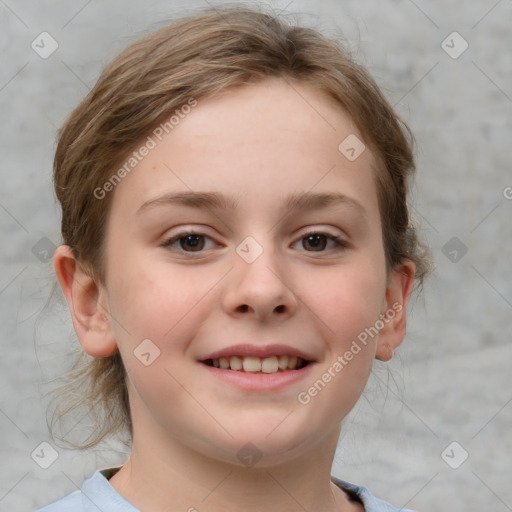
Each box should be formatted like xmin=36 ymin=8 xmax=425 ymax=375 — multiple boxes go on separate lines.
xmin=299 ymin=230 xmax=349 ymax=252
xmin=160 ymin=229 xmax=349 ymax=255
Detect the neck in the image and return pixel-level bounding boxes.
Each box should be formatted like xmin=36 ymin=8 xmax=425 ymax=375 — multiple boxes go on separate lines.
xmin=108 ymin=425 xmax=360 ymax=512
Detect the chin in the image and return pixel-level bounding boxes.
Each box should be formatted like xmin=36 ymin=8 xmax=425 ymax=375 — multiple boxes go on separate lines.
xmin=196 ymin=421 xmax=320 ymax=469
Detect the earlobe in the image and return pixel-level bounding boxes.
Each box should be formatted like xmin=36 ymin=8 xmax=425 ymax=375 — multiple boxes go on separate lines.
xmin=375 ymin=260 xmax=416 ymax=362
xmin=53 ymin=245 xmax=118 ymax=357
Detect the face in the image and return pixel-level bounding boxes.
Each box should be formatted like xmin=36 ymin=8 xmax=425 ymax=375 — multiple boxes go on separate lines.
xmin=95 ymin=78 xmax=410 ymax=466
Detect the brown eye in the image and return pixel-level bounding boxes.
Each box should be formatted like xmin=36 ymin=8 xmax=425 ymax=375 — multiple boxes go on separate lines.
xmin=162 ymin=232 xmax=213 ymax=252
xmin=302 ymin=234 xmax=328 ymax=251
xmin=179 ymin=234 xmax=205 ymax=251
xmin=292 ymin=231 xmax=348 ymax=253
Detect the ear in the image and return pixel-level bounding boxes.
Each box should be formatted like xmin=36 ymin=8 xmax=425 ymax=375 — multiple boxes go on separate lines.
xmin=375 ymin=260 xmax=416 ymax=362
xmin=53 ymin=245 xmax=118 ymax=357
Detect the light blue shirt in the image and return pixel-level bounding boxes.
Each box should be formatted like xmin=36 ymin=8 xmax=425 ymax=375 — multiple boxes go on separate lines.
xmin=36 ymin=467 xmax=416 ymax=512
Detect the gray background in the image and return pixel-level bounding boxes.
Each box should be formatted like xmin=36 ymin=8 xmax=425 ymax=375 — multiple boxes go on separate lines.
xmin=1 ymin=1 xmax=511 ymax=511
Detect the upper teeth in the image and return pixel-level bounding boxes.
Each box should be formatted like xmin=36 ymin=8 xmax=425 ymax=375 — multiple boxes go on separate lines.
xmin=210 ymin=355 xmax=302 ymax=373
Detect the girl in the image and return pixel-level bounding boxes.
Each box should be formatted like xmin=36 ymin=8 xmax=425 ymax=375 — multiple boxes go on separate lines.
xmin=39 ymin=6 xmax=429 ymax=511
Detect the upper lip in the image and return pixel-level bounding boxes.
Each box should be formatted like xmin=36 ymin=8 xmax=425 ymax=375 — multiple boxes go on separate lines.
xmin=199 ymin=344 xmax=317 ymax=362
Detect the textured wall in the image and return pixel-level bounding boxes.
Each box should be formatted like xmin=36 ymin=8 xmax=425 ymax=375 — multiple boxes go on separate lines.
xmin=1 ymin=1 xmax=511 ymax=511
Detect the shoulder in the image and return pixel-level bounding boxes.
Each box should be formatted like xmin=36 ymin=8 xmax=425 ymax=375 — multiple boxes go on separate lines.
xmin=331 ymin=476 xmax=417 ymax=512
xmin=35 ymin=489 xmax=82 ymax=511
xmin=35 ymin=467 xmax=137 ymax=512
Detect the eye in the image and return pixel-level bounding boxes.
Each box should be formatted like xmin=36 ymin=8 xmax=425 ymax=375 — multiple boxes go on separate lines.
xmin=161 ymin=230 xmax=347 ymax=254
xmin=161 ymin=231 xmax=216 ymax=252
xmin=292 ymin=231 xmax=348 ymax=252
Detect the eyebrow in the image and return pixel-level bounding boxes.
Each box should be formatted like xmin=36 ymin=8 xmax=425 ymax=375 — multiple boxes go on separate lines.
xmin=137 ymin=190 xmax=368 ymax=219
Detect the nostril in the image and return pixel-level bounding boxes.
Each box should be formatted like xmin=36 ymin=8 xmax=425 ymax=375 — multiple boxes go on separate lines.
xmin=275 ymin=305 xmax=285 ymax=313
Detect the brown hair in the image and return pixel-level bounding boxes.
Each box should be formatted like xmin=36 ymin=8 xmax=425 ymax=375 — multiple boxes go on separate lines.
xmin=52 ymin=5 xmax=430 ymax=448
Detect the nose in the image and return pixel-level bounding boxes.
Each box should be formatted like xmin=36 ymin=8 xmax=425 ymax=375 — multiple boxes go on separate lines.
xmin=221 ymin=240 xmax=298 ymax=322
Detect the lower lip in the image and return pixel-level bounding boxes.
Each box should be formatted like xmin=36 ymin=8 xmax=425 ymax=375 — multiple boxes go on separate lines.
xmin=199 ymin=362 xmax=315 ymax=391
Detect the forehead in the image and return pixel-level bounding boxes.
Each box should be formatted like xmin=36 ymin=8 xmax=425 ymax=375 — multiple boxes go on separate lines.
xmin=108 ymin=78 xmax=381 ymax=228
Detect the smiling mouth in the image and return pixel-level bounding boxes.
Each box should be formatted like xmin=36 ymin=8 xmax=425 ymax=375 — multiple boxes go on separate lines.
xmin=202 ymin=355 xmax=311 ymax=373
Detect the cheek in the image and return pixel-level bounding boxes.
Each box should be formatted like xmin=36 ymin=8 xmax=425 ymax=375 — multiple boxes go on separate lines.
xmin=107 ymin=253 xmax=217 ymax=347
xmin=295 ymin=267 xmax=384 ymax=422
xmin=123 ymin=355 xmax=221 ymax=450
xmin=106 ymin=258 xmax=220 ymax=430
xmin=304 ymin=262 xmax=386 ymax=346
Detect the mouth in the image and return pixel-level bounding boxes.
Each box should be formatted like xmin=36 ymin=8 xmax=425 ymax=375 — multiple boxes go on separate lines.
xmin=198 ymin=344 xmax=316 ymax=391
xmin=201 ymin=355 xmax=311 ymax=373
